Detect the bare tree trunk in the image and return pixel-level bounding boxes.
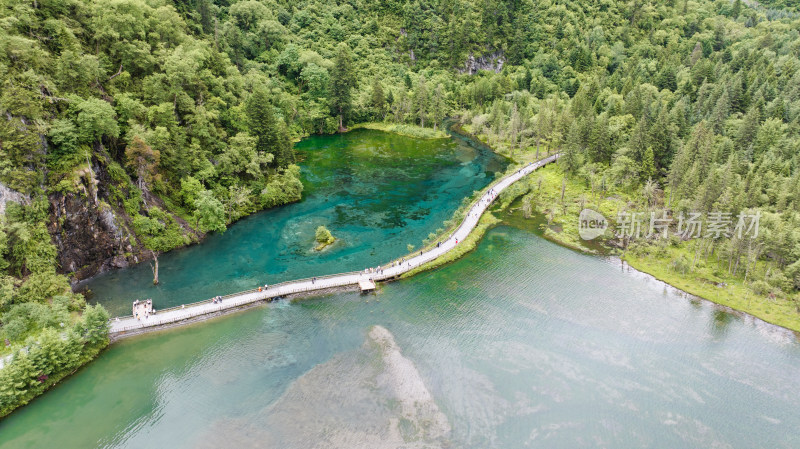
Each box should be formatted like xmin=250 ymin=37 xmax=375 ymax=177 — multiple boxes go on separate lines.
xmin=151 ymin=251 xmax=159 ymax=285
xmin=692 ymin=239 xmax=701 ymax=270
xmin=214 ymin=18 xmax=218 ymax=49
xmin=728 ymin=250 xmax=734 ymax=274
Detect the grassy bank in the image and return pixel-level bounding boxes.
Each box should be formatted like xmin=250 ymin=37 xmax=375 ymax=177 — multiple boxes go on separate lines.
xmin=513 ymin=163 xmax=800 ymax=333
xmin=515 ymin=164 xmax=627 ymax=252
xmin=401 ymin=212 xmax=502 ymax=279
xmin=350 ymin=122 xmax=449 ymax=139
xmin=624 ymin=248 xmax=800 ymax=332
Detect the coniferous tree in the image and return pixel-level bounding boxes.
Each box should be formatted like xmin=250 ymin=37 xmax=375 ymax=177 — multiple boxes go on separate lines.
xmin=246 ymin=87 xmax=294 ymax=167
xmin=414 ymin=75 xmax=429 ymax=127
xmin=430 ymin=83 xmax=446 ymax=130
xmin=370 ymin=78 xmax=386 ymax=120
xmin=732 ymin=0 xmax=742 ymax=18
xmin=329 ymin=44 xmax=357 ymax=131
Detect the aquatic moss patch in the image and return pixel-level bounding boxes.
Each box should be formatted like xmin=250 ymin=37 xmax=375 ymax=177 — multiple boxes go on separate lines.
xmin=350 ymin=122 xmax=449 ymax=140
xmin=314 ymin=225 xmax=336 ymax=251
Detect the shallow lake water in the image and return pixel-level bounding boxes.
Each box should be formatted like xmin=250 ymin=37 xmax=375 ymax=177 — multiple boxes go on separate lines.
xmin=2 ymin=226 xmax=799 ymax=448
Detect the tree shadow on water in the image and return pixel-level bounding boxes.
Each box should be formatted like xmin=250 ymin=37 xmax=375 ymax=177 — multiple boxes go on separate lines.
xmin=709 ymin=308 xmax=738 ymax=339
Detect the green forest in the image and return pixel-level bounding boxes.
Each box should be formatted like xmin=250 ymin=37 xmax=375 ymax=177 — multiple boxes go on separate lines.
xmin=1 ymin=0 xmax=799 ymax=415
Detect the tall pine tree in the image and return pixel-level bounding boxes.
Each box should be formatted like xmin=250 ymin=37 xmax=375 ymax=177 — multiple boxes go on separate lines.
xmin=246 ymin=87 xmax=294 ymax=167
xmin=330 ymin=44 xmax=357 ymax=131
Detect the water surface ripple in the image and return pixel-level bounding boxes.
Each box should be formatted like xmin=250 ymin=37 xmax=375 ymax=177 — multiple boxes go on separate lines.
xmin=2 ymin=227 xmax=799 ymax=448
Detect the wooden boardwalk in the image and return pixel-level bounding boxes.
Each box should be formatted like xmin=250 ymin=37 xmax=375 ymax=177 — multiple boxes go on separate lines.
xmin=109 ymin=154 xmax=560 ymax=337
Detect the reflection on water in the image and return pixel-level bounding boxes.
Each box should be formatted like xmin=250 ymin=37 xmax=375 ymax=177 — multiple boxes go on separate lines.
xmin=2 ymin=227 xmax=799 ymax=448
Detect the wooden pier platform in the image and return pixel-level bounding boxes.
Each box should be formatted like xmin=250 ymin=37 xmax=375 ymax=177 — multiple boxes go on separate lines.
xmin=359 ymin=279 xmax=376 ymax=292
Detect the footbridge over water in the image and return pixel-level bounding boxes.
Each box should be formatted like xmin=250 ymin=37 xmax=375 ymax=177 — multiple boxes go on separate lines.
xmin=109 ymin=153 xmax=560 ymax=339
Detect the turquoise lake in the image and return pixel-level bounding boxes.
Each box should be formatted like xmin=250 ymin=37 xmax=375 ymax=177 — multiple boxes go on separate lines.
xmin=2 ymin=226 xmax=799 ymax=448
xmin=3 ymin=131 xmax=799 ymax=448
xmin=81 ymin=129 xmax=506 ymax=316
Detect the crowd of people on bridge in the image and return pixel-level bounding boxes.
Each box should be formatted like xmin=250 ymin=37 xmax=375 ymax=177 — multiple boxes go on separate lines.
xmin=364 ymin=266 xmax=384 ymax=276
xmin=132 ymin=299 xmax=153 ymax=321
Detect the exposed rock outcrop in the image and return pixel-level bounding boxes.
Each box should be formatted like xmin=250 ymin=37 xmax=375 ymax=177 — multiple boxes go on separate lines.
xmin=0 ymin=182 xmax=28 ymax=215
xmin=460 ymin=51 xmax=505 ymax=75
xmin=47 ymin=158 xmax=141 ymax=281
xmin=49 ymin=191 xmax=136 ymax=280
xmin=45 ymin=154 xmax=195 ymax=283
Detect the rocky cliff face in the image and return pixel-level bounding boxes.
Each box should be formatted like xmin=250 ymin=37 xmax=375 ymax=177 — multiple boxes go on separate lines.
xmin=46 ymin=154 xmax=202 ymax=283
xmin=49 ymin=192 xmax=138 ymax=281
xmin=47 ymin=159 xmax=142 ymax=282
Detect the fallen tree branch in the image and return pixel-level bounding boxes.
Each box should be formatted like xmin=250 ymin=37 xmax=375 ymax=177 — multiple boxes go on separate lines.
xmin=108 ymin=64 xmax=123 ymax=81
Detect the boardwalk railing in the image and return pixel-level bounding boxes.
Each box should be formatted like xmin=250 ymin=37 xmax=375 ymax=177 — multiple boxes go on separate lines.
xmin=109 ymin=153 xmax=560 ymax=335
xmin=111 ymin=274 xmax=366 ymax=333
xmin=385 ymin=153 xmax=560 ymax=267
xmin=116 ymin=270 xmax=364 ymax=320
